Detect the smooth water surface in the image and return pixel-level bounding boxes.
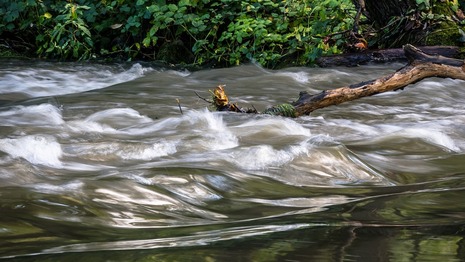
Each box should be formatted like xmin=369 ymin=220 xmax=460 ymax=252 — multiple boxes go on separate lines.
xmin=1 ymin=59 xmax=465 ymax=261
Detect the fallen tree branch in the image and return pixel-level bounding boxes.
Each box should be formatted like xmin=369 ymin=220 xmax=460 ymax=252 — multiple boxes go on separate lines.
xmin=315 ymin=45 xmax=461 ymax=67
xmin=200 ymin=44 xmax=465 ymax=117
xmin=292 ymin=44 xmax=465 ymax=116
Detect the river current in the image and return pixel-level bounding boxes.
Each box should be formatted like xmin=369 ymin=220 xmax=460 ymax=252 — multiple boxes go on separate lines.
xmin=1 ymin=59 xmax=464 ymax=261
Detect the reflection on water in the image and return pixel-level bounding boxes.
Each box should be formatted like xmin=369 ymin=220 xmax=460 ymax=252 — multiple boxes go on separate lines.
xmin=1 ymin=59 xmax=465 ymax=261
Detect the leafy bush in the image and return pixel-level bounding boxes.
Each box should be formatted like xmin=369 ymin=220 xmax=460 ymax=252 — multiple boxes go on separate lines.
xmin=37 ymin=3 xmax=94 ymax=60
xmin=0 ymin=0 xmax=356 ymax=67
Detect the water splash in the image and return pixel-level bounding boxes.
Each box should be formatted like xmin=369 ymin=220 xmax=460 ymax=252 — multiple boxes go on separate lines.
xmin=0 ymin=103 xmax=64 ymax=126
xmin=0 ymin=135 xmax=63 ymax=167
xmin=182 ymin=109 xmax=239 ymax=151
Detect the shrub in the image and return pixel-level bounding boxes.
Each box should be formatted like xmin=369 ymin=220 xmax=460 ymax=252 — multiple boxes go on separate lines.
xmin=0 ymin=0 xmax=356 ymax=67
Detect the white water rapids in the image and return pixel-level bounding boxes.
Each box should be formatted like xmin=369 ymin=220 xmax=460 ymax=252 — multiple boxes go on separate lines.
xmin=1 ymin=59 xmax=465 ymax=260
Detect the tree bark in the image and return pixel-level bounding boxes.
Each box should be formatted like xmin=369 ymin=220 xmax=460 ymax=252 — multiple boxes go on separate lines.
xmin=291 ymin=44 xmax=465 ymax=116
xmin=351 ymin=0 xmax=463 ymax=48
xmin=361 ymin=0 xmax=416 ymax=27
xmin=316 ymin=46 xmax=460 ymax=67
xmin=205 ymin=44 xmax=465 ymax=117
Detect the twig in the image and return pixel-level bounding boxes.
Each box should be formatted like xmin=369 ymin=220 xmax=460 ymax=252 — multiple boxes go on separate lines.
xmin=251 ymin=105 xmax=258 ymax=113
xmin=176 ymin=98 xmax=183 ymax=115
xmin=194 ymin=91 xmax=213 ymax=103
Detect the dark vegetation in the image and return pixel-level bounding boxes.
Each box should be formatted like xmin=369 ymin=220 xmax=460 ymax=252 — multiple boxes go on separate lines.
xmin=1 ymin=0 xmax=465 ymax=68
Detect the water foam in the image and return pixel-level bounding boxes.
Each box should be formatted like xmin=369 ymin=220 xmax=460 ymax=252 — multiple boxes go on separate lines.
xmin=183 ymin=109 xmax=239 ymax=150
xmin=0 ymin=135 xmax=63 ymax=167
xmin=0 ymin=63 xmax=152 ymax=97
xmin=231 ymin=145 xmax=292 ymax=170
xmin=388 ymin=127 xmax=459 ymax=152
xmin=231 ymin=141 xmax=310 ymax=170
xmin=67 ymin=140 xmax=177 ymax=162
xmin=275 ymin=71 xmax=310 ymax=84
xmin=116 ymin=141 xmax=177 ymax=160
xmin=67 ymin=108 xmax=153 ymax=134
xmin=0 ymin=104 xmax=64 ymax=126
xmin=346 ymin=124 xmax=461 ymax=153
xmin=234 ymin=117 xmax=311 ymax=144
xmin=84 ymin=108 xmax=153 ymax=128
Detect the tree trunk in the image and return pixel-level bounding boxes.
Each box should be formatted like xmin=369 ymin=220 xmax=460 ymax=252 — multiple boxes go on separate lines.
xmin=361 ymin=0 xmax=416 ymax=27
xmin=352 ymin=0 xmax=463 ymax=48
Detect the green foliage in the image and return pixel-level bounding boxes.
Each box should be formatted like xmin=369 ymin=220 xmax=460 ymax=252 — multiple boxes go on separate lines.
xmin=0 ymin=0 xmax=356 ymax=66
xmin=263 ymin=103 xmax=297 ymax=118
xmin=38 ymin=3 xmax=94 ymax=60
xmin=416 ymin=0 xmax=432 ymax=11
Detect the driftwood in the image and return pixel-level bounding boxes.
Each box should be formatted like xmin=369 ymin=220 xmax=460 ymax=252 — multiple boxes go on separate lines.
xmin=293 ymin=44 xmax=465 ymax=116
xmin=203 ymin=44 xmax=465 ymax=117
xmin=315 ymin=46 xmax=461 ymax=67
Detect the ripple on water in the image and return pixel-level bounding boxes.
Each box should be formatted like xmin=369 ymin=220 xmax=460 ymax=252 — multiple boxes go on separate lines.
xmin=0 ymin=63 xmax=153 ymax=97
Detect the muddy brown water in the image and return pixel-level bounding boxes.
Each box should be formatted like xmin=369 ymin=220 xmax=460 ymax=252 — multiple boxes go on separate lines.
xmin=1 ymin=60 xmax=465 ymax=261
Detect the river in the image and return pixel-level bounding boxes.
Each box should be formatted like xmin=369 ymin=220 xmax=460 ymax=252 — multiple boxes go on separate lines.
xmin=1 ymin=59 xmax=464 ymax=261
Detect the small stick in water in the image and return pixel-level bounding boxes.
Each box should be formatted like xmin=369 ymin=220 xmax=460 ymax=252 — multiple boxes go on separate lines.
xmin=176 ymin=98 xmax=183 ymax=115
xmin=194 ymin=91 xmax=212 ymax=103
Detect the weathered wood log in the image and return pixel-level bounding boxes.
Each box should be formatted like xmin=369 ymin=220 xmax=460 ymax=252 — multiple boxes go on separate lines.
xmin=292 ymin=44 xmax=465 ymax=116
xmin=315 ymin=46 xmax=461 ymax=67
xmin=201 ymin=44 xmax=465 ymax=117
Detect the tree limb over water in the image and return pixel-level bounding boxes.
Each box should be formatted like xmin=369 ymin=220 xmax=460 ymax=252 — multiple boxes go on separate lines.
xmin=205 ymin=44 xmax=465 ymax=117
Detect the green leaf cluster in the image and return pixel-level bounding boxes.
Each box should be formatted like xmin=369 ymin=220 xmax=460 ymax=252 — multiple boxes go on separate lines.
xmin=0 ymin=0 xmax=355 ymax=67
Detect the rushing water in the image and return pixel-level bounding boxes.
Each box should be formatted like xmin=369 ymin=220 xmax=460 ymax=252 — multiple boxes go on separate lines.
xmin=1 ymin=59 xmax=465 ymax=261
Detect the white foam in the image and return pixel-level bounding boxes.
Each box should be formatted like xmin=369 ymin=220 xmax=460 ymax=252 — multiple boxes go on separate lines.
xmin=84 ymin=108 xmax=153 ymax=128
xmin=166 ymin=69 xmax=191 ymax=77
xmin=355 ymin=125 xmax=460 ymax=152
xmin=276 ymin=71 xmax=309 ymax=84
xmin=122 ymin=117 xmax=183 ymax=136
xmin=235 ymin=117 xmax=311 ymax=138
xmin=231 ymin=142 xmax=309 ymax=170
xmin=0 ymin=63 xmax=152 ymax=97
xmin=0 ymin=135 xmax=63 ymax=167
xmin=184 ymin=109 xmax=238 ymax=150
xmin=67 ymin=120 xmax=117 ymax=134
xmin=0 ymin=104 xmax=64 ymax=126
xmin=272 ymin=146 xmax=394 ymax=186
xmin=116 ymin=141 xmax=177 ymax=160
xmin=67 ymin=108 xmax=153 ymax=134
xmin=394 ymin=128 xmax=459 ymax=152
xmin=66 ymin=140 xmax=177 ymax=162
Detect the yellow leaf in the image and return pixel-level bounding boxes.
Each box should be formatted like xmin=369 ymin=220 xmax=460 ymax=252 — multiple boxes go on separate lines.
xmin=44 ymin=12 xmax=52 ymax=19
xmin=213 ymin=85 xmax=229 ymax=107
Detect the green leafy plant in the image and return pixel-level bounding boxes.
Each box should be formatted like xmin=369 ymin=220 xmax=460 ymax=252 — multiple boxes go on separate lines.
xmin=1 ymin=0 xmax=356 ymax=66
xmin=37 ymin=3 xmax=94 ymax=60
